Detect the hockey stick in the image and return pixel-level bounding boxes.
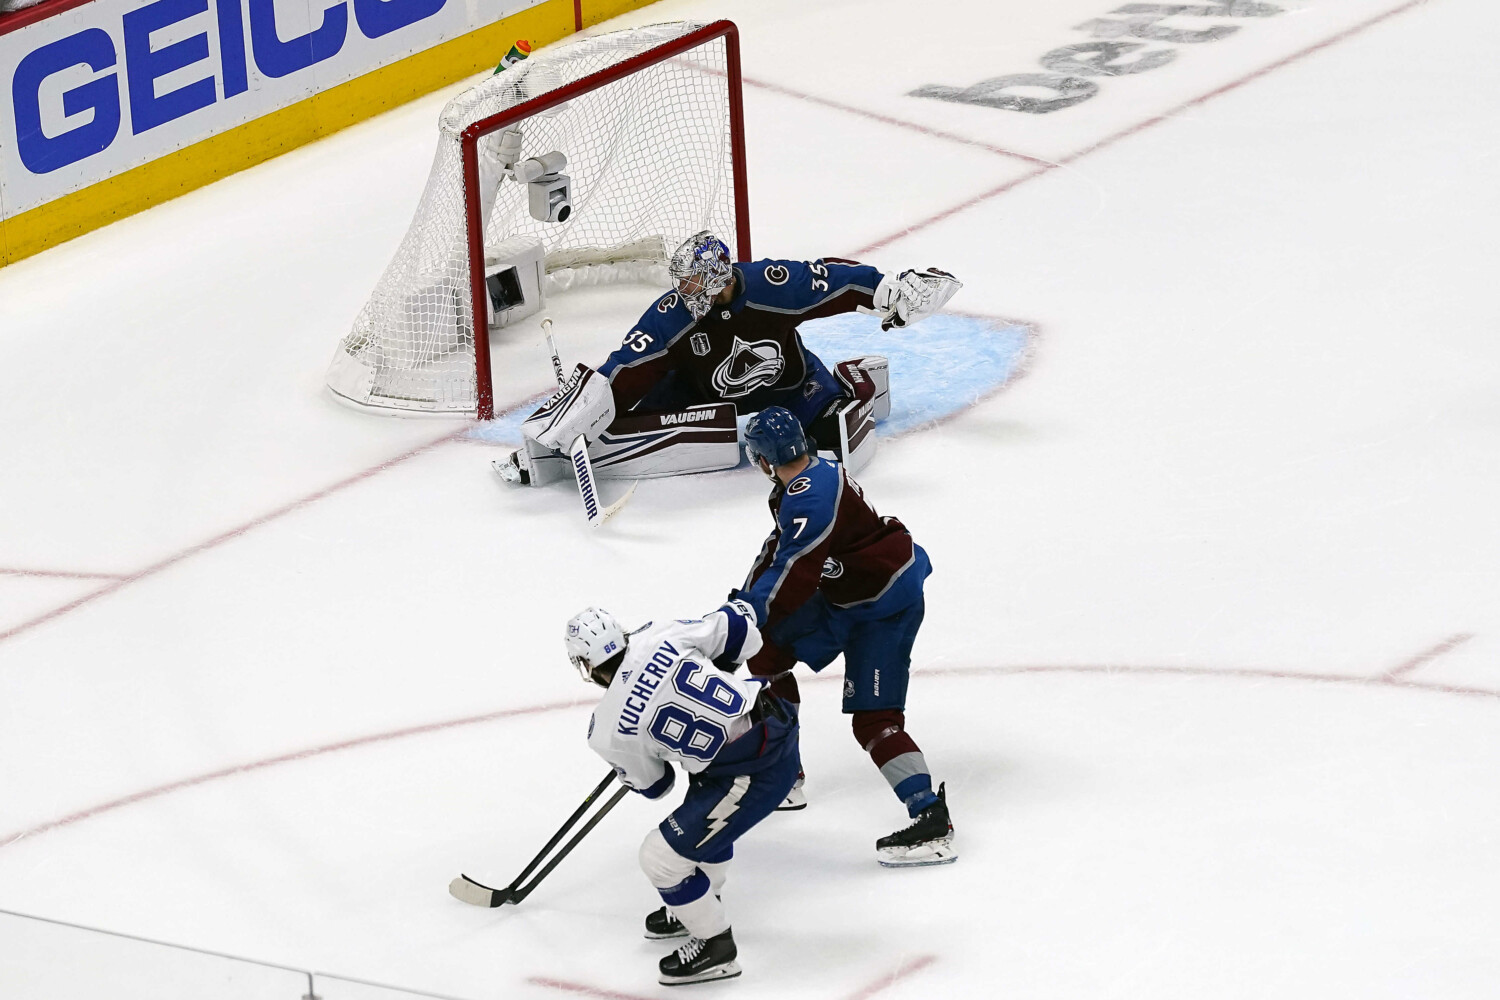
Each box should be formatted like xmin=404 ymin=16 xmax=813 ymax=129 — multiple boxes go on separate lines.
xmin=541 ymin=318 xmax=637 ymax=528
xmin=449 ymin=769 xmax=629 ymax=908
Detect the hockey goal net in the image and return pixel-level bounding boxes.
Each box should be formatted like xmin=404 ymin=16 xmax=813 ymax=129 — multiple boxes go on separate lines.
xmin=328 ymin=20 xmax=750 ymax=418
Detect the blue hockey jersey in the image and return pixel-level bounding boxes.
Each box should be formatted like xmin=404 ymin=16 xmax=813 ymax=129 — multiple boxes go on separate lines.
xmin=598 ymin=258 xmax=884 ymax=414
xmin=739 ymin=456 xmax=921 ymax=631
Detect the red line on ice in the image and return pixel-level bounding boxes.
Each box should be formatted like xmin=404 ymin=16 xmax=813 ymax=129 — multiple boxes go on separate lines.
xmin=527 ymin=976 xmax=657 ymax=1000
xmin=845 ymin=954 xmax=937 ymax=1000
xmin=853 ymin=0 xmax=1431 ymax=256
xmin=741 ymin=75 xmax=1050 ymax=166
xmin=0 ymin=696 xmax=593 ymax=848
xmin=0 ymin=426 xmax=470 ymax=648
xmin=1382 ymin=632 xmax=1476 ymax=680
xmin=5 ymin=660 xmax=1498 ymax=850
xmin=0 ymin=568 xmax=126 ymax=580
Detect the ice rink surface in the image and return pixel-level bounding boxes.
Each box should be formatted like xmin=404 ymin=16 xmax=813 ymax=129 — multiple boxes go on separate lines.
xmin=2 ymin=0 xmax=1499 ymax=996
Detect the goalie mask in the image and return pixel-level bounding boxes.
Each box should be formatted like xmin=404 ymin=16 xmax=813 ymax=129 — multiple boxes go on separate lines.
xmin=668 ymin=231 xmax=733 ymax=320
xmin=565 ymin=607 xmax=627 ymax=685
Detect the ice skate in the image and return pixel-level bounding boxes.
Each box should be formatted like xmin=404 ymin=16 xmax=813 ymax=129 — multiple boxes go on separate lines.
xmin=644 ymin=905 xmax=688 ymax=940
xmin=776 ymin=772 xmax=806 ymax=811
xmin=491 ymin=449 xmax=530 ymax=485
xmin=658 ymin=928 xmax=741 ymax=985
xmin=876 ymin=782 xmax=957 ymax=868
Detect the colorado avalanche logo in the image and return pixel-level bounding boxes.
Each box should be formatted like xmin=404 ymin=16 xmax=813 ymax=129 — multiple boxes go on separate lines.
xmin=711 ymin=336 xmax=786 ymax=399
xmin=764 ymin=264 xmax=789 ymax=285
xmin=786 ymin=476 xmax=812 ymax=495
xmin=657 ymin=293 xmax=681 ymax=313
xmin=821 ymin=557 xmax=844 ymax=579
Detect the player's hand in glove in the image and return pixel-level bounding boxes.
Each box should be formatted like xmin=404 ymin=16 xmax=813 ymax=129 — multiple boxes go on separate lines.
xmin=636 ymin=762 xmax=676 ymax=799
xmin=873 ymin=267 xmax=963 ymax=331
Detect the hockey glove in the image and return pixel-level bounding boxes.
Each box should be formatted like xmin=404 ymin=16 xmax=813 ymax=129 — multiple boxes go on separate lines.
xmin=873 ymin=268 xmax=963 ymax=331
xmin=637 ymin=762 xmax=676 ymax=800
xmin=522 ymin=363 xmax=616 ymax=452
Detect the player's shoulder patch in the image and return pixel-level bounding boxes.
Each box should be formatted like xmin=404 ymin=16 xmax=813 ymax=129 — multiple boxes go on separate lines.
xmin=655 ymin=291 xmax=684 ymax=314
xmin=741 ymin=259 xmax=809 ymax=303
xmin=786 ymin=476 xmax=812 ymax=495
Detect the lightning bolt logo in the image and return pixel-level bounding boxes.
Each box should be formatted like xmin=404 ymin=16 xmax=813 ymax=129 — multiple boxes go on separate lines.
xmin=696 ymin=775 xmax=752 ymax=848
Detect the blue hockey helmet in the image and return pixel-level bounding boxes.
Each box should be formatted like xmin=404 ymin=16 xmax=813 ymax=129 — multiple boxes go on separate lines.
xmin=744 ymin=406 xmax=810 ymax=475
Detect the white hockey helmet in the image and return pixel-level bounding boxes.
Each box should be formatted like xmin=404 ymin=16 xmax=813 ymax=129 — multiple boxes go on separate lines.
xmin=564 ymin=606 xmax=627 ymax=685
xmin=668 ymin=231 xmax=733 ymax=320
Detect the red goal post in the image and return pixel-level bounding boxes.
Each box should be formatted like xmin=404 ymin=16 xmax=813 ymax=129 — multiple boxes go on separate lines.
xmin=329 ymin=21 xmax=751 ymax=420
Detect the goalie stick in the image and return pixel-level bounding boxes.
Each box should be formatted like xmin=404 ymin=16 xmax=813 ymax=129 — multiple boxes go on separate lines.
xmin=449 ymin=769 xmax=629 ymax=908
xmin=545 ymin=318 xmax=637 ymax=528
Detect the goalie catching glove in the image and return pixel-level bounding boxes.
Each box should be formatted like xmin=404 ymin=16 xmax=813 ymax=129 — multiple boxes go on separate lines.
xmin=522 ymin=363 xmax=617 ymax=452
xmin=873 ymin=267 xmax=963 ymax=331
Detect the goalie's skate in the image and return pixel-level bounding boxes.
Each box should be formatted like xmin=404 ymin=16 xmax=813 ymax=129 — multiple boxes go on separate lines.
xmin=491 ymin=449 xmax=530 ymax=486
xmin=658 ymin=929 xmax=741 ymax=986
xmin=644 ymin=905 xmax=688 ymax=940
xmin=876 ymin=783 xmax=957 ymax=868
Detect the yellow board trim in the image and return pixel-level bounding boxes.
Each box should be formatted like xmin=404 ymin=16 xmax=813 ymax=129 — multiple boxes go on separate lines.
xmin=581 ymin=0 xmax=656 ymax=27
xmin=1 ymin=0 xmax=662 ymax=267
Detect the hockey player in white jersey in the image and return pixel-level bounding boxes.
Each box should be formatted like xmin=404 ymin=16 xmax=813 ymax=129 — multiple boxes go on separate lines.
xmin=566 ymin=601 xmax=801 ymax=986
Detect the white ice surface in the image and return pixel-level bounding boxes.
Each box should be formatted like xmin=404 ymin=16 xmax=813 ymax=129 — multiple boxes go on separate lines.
xmin=1 ymin=0 xmax=1498 ymax=997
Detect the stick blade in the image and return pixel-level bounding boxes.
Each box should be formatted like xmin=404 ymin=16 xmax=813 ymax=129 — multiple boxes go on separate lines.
xmin=600 ymin=479 xmax=638 ymax=525
xmin=449 ymin=874 xmax=510 ymax=907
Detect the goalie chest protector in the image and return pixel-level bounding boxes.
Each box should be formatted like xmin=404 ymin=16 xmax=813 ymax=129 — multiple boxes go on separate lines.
xmin=601 ymin=259 xmax=883 ymax=414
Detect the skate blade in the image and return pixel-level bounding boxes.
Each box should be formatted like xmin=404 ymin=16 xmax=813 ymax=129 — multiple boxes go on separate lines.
xmin=659 ymin=961 xmax=742 ymax=986
xmin=775 ymin=787 xmax=807 ymax=811
xmin=877 ymin=838 xmax=958 ymax=868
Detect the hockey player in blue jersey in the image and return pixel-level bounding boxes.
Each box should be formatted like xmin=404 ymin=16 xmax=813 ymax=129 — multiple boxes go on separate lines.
xmin=495 ymin=232 xmax=960 ymax=486
xmin=565 ymin=600 xmax=801 ymax=986
xmin=734 ymin=406 xmax=956 ymax=868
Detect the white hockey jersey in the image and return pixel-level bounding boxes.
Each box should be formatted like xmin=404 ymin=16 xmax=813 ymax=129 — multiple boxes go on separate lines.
xmin=588 ymin=604 xmax=767 ymax=795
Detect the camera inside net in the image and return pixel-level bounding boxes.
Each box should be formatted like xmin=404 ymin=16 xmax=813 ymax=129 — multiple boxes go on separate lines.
xmin=516 ymin=151 xmax=572 ymax=224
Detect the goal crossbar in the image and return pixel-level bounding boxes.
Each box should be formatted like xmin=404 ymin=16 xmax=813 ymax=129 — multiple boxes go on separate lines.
xmin=459 ymin=20 xmax=751 ymax=419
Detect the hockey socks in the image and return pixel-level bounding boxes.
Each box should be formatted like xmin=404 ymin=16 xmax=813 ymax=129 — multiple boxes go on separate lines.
xmin=657 ymin=878 xmax=729 ymax=939
xmin=853 ymin=709 xmax=939 ymax=817
xmin=892 ymin=771 xmax=939 ymax=818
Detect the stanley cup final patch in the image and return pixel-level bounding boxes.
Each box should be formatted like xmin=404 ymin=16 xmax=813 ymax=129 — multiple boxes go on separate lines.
xmin=691 ymin=331 xmax=711 ymax=356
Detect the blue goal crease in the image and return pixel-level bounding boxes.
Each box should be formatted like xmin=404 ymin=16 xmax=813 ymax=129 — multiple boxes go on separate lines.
xmin=467 ymin=313 xmax=1031 ymax=445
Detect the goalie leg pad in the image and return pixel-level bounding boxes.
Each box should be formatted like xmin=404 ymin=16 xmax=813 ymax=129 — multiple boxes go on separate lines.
xmin=809 ymin=394 xmax=877 ymax=472
xmin=834 ymin=356 xmax=890 ymax=422
xmin=499 ymin=404 xmax=738 ymax=486
xmin=834 ymin=395 xmax=877 ymax=473
xmin=589 ymin=403 xmax=740 ymax=479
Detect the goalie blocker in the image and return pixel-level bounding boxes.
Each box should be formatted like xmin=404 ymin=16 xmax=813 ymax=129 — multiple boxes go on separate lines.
xmin=496 ymin=356 xmax=892 ymax=485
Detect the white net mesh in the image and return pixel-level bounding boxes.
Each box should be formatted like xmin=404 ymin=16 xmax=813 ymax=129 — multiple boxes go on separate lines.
xmin=329 ymin=22 xmax=740 ymax=415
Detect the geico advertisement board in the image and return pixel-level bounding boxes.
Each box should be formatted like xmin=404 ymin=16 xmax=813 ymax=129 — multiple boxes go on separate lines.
xmin=1 ymin=0 xmax=545 ymax=216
